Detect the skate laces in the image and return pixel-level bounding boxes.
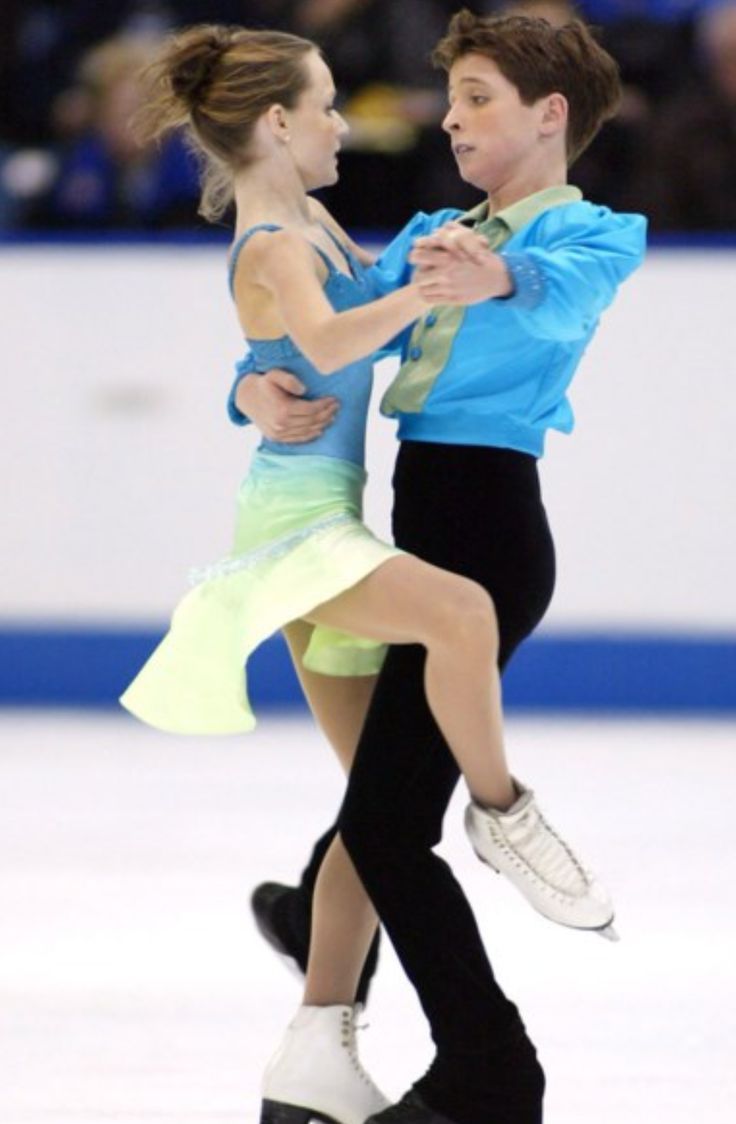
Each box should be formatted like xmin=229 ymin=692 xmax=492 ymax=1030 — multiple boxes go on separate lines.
xmin=340 ymin=1007 xmax=380 ymax=1090
xmin=488 ymin=796 xmax=590 ymax=897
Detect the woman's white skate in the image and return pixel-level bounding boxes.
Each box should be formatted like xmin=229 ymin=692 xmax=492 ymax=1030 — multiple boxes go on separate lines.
xmin=465 ymin=780 xmax=618 ymax=939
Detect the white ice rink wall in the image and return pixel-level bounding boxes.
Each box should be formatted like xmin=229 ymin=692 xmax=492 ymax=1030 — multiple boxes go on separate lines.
xmin=1 ymin=238 xmax=734 ymax=711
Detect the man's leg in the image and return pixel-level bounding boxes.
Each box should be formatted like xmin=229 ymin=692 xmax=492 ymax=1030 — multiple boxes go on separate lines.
xmin=338 ymin=645 xmax=543 ymax=1124
xmin=338 ymin=443 xmax=555 ymax=1124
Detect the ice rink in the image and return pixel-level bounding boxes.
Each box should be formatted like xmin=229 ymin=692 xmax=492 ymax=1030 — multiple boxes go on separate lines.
xmin=1 ymin=710 xmax=734 ymax=1124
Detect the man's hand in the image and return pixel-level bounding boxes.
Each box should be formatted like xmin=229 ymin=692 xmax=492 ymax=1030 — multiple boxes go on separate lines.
xmin=411 ymin=221 xmax=491 ymax=265
xmin=409 ymin=221 xmax=513 ymax=305
xmin=235 ymin=369 xmax=339 ymax=443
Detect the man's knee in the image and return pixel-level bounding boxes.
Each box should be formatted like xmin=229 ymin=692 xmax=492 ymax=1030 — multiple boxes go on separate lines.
xmin=338 ymin=782 xmax=450 ymax=873
xmin=338 ymin=801 xmax=405 ymax=870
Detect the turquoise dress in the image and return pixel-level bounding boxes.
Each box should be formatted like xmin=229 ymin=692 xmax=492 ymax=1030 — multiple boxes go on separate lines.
xmin=120 ymin=224 xmax=401 ymax=735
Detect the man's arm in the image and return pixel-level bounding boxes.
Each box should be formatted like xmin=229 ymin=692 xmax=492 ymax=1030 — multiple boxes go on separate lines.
xmin=409 ymin=222 xmax=513 ymax=304
xmin=410 ymin=210 xmax=647 ymax=339
xmin=497 ymin=210 xmax=647 ymax=340
xmin=233 ymin=369 xmax=339 ymax=443
xmin=227 ymin=355 xmax=257 ymax=427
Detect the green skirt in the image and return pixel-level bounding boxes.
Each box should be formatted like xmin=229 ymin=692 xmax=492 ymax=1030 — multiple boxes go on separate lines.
xmin=119 ymin=452 xmax=401 ymax=734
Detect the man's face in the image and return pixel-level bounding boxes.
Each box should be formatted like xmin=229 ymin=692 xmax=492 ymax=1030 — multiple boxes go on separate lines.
xmin=442 ymin=53 xmax=552 ymax=191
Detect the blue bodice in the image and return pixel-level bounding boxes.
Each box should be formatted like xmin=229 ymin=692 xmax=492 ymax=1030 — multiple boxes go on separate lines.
xmin=229 ymin=223 xmax=376 ymax=468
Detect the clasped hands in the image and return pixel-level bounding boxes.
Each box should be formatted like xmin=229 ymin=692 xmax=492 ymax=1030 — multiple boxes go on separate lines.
xmin=234 ymin=221 xmax=512 ymax=440
xmin=410 ymin=220 xmax=512 ymax=305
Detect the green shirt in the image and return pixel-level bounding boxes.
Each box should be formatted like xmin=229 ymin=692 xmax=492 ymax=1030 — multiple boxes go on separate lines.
xmin=381 ymin=185 xmax=583 ymax=416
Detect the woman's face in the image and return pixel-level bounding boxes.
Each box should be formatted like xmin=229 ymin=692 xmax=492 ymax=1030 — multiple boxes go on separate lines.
xmin=285 ymin=50 xmax=348 ymax=189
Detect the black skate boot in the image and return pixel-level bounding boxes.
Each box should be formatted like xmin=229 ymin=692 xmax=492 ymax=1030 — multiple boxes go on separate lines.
xmin=250 ymin=881 xmax=380 ymax=1005
xmin=365 ymin=1092 xmax=458 ymax=1124
xmin=367 ymin=1019 xmax=545 ymax=1124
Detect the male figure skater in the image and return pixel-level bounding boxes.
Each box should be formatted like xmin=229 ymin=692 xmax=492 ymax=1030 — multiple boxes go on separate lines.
xmin=231 ymin=13 xmax=646 ymax=1124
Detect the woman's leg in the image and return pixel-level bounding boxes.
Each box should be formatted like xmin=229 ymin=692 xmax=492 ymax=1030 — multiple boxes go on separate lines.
xmin=282 ymin=620 xmax=378 ymax=776
xmin=281 ymin=541 xmax=523 ymax=1009
xmin=286 ymin=556 xmax=517 ymax=1009
xmin=261 ymin=624 xmax=389 ymax=1124
xmin=306 ymin=555 xmax=515 ymax=811
xmin=281 ymin=621 xmax=379 ymax=1006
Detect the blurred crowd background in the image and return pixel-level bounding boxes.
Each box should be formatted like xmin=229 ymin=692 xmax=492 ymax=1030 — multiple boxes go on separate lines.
xmin=1 ymin=0 xmax=735 ymax=235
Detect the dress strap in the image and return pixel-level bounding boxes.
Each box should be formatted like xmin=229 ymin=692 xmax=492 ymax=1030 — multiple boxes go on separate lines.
xmin=228 ymin=222 xmax=339 ymax=296
xmin=318 ymin=221 xmax=357 ymax=276
xmin=228 ymin=223 xmax=281 ymax=296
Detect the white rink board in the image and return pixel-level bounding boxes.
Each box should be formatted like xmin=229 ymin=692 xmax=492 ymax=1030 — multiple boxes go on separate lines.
xmin=1 ymin=244 xmax=734 ymax=631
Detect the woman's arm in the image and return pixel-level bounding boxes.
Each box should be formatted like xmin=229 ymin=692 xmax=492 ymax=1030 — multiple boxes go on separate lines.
xmin=238 ymin=228 xmax=426 ymax=375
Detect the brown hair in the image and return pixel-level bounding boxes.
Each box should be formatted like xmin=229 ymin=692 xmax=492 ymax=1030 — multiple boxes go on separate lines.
xmin=432 ymin=10 xmax=621 ymax=165
xmin=135 ymin=24 xmax=317 ymax=221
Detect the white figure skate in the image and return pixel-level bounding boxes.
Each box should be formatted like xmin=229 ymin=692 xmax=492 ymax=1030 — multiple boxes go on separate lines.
xmin=261 ymin=1004 xmax=390 ymax=1124
xmin=465 ymin=781 xmax=618 ymax=939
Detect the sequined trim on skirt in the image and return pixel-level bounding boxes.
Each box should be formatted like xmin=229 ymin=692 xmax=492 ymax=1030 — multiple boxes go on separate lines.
xmin=120 ymin=453 xmax=402 ymax=735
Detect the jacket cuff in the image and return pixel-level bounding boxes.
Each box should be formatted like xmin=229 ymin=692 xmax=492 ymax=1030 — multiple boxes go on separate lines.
xmin=227 ymin=356 xmax=256 ymax=426
xmin=498 ymin=251 xmax=546 ymax=310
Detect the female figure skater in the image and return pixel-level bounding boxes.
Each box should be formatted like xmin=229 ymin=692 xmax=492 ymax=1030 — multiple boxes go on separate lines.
xmin=121 ymin=21 xmax=616 ymax=1124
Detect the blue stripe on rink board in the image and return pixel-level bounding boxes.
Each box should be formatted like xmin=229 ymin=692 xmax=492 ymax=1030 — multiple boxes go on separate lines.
xmin=1 ymin=627 xmax=735 ymax=714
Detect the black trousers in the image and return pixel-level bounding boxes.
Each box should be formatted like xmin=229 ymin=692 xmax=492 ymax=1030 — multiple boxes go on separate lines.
xmin=302 ymin=442 xmax=556 ymax=1124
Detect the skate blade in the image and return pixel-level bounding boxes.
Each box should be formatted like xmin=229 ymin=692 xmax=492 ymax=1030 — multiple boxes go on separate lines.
xmin=595 ymin=923 xmax=620 ymax=942
xmin=261 ymin=1100 xmax=341 ymax=1124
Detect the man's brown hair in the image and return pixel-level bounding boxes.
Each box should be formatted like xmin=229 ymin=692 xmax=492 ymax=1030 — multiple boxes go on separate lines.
xmin=433 ymin=10 xmax=621 ymax=164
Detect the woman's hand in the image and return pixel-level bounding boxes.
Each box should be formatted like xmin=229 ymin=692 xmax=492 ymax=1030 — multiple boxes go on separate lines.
xmin=409 ymin=221 xmax=513 ymax=305
xmin=235 ymin=370 xmax=339 ymax=443
xmin=411 ymin=221 xmax=490 ymax=265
